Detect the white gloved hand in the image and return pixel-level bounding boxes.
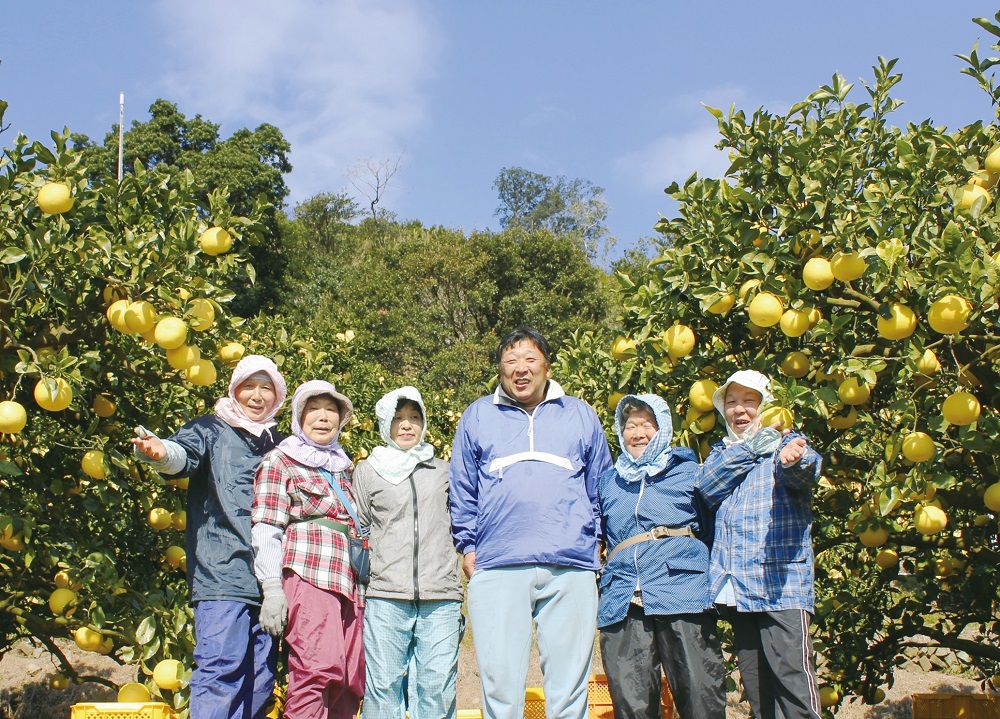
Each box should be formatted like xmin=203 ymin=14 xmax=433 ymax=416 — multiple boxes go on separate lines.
xmin=259 ymin=578 xmax=288 ymax=637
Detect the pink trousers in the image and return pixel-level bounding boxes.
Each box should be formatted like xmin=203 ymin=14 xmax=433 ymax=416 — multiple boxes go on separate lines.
xmin=283 ymin=571 xmax=365 ymax=719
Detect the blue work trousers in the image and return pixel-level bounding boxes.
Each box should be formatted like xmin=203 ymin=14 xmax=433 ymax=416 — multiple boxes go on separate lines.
xmin=467 ymin=565 xmax=598 ymax=719
xmin=191 ymin=600 xmax=276 ymax=719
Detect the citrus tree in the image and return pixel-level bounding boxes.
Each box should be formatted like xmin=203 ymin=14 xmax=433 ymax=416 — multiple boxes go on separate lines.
xmin=558 ymin=20 xmax=1000 ymax=714
xmin=0 ymin=107 xmax=465 ymax=716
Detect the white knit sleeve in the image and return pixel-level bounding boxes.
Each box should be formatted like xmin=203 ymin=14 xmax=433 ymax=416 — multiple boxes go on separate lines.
xmin=252 ymin=521 xmax=284 ymax=583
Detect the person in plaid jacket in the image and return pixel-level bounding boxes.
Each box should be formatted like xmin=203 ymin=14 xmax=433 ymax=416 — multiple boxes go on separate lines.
xmin=252 ymin=379 xmax=364 ymax=719
xmin=696 ymin=370 xmax=823 ymax=719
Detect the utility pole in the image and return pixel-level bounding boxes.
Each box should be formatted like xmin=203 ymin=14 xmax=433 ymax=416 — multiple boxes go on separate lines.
xmin=117 ymin=93 xmax=124 ymax=182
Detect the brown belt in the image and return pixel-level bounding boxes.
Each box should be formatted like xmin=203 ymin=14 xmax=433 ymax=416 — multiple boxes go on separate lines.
xmin=605 ymin=525 xmax=695 ymax=564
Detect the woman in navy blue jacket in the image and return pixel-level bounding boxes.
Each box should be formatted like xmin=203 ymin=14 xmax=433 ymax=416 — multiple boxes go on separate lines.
xmin=598 ymin=394 xmax=726 ymax=719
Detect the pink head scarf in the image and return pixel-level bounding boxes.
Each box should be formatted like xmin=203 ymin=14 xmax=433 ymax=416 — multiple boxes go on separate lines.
xmin=276 ymin=380 xmax=354 ymax=473
xmin=213 ymin=355 xmax=288 ymax=436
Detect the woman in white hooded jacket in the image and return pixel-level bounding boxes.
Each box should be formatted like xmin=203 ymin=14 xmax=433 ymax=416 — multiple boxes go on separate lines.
xmin=353 ymin=386 xmax=464 ymax=719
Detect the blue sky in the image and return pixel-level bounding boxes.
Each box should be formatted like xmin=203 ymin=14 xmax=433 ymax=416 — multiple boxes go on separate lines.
xmin=5 ymin=2 xmax=1000 ymax=257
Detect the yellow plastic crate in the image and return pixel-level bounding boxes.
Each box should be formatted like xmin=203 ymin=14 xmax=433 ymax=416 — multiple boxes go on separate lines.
xmin=457 ymin=711 xmax=484 ymax=719
xmin=589 ymin=674 xmax=674 ymax=719
xmin=912 ymin=693 xmax=1000 ymax=719
xmin=523 ymin=675 xmax=675 ymax=719
xmin=71 ymin=703 xmax=175 ymax=719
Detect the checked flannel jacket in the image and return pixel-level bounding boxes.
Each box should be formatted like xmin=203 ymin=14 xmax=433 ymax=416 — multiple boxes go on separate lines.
xmin=696 ymin=432 xmax=822 ymax=613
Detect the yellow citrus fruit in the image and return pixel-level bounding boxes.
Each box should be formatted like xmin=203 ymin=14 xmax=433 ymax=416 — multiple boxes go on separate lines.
xmin=97 ymin=637 xmax=114 ymax=655
xmin=875 ymin=548 xmax=898 ymax=570
xmin=610 ymin=336 xmax=636 ymax=360
xmin=186 ymin=359 xmax=218 ymax=386
xmin=663 ymin=324 xmax=696 ymax=360
xmin=199 ymin=227 xmax=232 ymax=256
xmin=758 ymin=405 xmax=793 ymax=431
xmin=838 ymin=377 xmax=871 ymax=405
xmin=685 ymin=408 xmax=716 ymax=432
xmin=747 ymin=292 xmax=784 ymax=327
xmin=858 ymin=526 xmax=888 ymax=548
xmin=168 ymin=477 xmax=190 ymax=490
xmin=106 ymin=299 xmax=132 ymax=333
xmin=819 ymin=686 xmax=839 ymax=708
xmin=34 ymin=377 xmax=73 ymax=412
xmin=48 ymin=587 xmax=77 ymax=616
xmin=707 ymin=293 xmax=736 ymax=314
xmin=802 ymin=258 xmax=834 ymax=290
xmin=608 ymin=391 xmax=626 ymax=411
xmin=0 ymin=520 xmax=24 ymax=551
xmin=914 ymin=504 xmax=948 ymax=536
xmin=164 ymin=546 xmax=186 ymax=569
xmin=806 ymin=307 xmax=823 ymax=328
xmin=92 ymin=394 xmax=116 ymax=418
xmin=916 ymin=349 xmax=940 ymax=376
xmin=971 ymin=169 xmax=998 ymax=187
xmin=81 ymin=450 xmax=107 ymax=480
xmin=830 ymin=251 xmax=866 ymax=282
xmin=118 ymin=683 xmax=151 ymax=702
xmin=74 ymin=626 xmax=104 ymax=652
xmin=902 ymin=432 xmax=934 ymax=463
xmin=984 ymin=482 xmax=1000 ymax=512
xmin=955 ymin=183 xmax=991 ymax=213
xmin=153 ymin=659 xmax=184 ymax=691
xmin=827 ymin=407 xmax=858 ymax=430
xmin=219 ymin=341 xmax=246 ymax=366
xmin=37 ymin=182 xmax=74 ymax=214
xmin=166 ymin=344 xmax=201 ymax=371
xmin=927 ymin=294 xmax=971 ymax=334
xmin=171 ymin=511 xmax=187 ymax=531
xmin=148 ymin=508 xmax=173 ymax=531
xmin=779 ymin=309 xmax=810 ymax=337
xmin=942 ymin=391 xmax=980 ymax=426
xmin=877 ymin=303 xmax=917 ymax=340
xmin=985 ymin=143 xmax=1000 ymax=174
xmin=188 ymin=298 xmax=216 ymax=331
xmin=780 ymin=351 xmax=810 ymax=379
xmin=50 ymin=674 xmax=70 ymax=691
xmin=689 ymin=379 xmax=719 ymax=413
xmin=54 ymin=570 xmax=71 ymax=589
xmin=153 ymin=317 xmax=188 ymax=350
xmin=124 ymin=300 xmax=157 ymax=334
xmin=737 ymin=279 xmax=761 ymax=303
xmin=0 ymin=401 xmax=27 ymax=434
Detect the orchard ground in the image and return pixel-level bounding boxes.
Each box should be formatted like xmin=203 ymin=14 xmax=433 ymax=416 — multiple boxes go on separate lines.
xmin=0 ymin=633 xmax=987 ymax=719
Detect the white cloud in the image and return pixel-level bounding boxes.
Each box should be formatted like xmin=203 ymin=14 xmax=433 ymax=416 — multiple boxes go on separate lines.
xmin=153 ymin=0 xmax=438 ymax=202
xmin=615 ymin=124 xmax=730 ymax=191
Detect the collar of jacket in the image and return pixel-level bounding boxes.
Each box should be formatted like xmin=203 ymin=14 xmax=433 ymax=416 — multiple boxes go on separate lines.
xmin=493 ymin=379 xmax=566 ymax=408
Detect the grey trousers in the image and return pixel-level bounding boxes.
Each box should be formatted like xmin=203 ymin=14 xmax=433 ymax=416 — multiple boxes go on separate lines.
xmin=599 ymin=605 xmax=727 ymax=719
xmin=728 ymin=608 xmax=822 ymax=719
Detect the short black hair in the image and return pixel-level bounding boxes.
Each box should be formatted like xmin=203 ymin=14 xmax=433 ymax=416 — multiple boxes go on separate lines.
xmin=496 ymin=327 xmax=553 ymax=366
xmin=394 ymin=397 xmax=423 ymax=418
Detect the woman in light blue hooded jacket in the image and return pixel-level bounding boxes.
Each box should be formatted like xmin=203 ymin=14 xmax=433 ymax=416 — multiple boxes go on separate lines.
xmin=352 ymin=386 xmax=464 ymax=719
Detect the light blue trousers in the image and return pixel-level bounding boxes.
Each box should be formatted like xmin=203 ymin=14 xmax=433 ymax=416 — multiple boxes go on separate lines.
xmin=467 ymin=566 xmax=598 ymax=719
xmin=361 ymin=598 xmax=463 ymax=719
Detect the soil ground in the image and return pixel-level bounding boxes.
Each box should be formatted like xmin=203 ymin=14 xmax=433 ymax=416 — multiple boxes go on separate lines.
xmin=0 ymin=634 xmax=990 ymax=719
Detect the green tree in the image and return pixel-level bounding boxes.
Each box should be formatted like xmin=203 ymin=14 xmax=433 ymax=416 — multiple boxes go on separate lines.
xmin=558 ymin=23 xmax=1000 ymax=713
xmin=75 ymin=99 xmax=293 ymax=315
xmin=493 ymin=167 xmax=614 ymax=260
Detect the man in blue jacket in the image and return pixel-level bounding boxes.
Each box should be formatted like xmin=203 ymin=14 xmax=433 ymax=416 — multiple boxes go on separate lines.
xmin=450 ymin=327 xmax=613 ymax=719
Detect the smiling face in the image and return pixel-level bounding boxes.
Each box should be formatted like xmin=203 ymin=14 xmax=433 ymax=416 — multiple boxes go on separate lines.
xmin=234 ymin=376 xmax=277 ymax=421
xmin=622 ymin=406 xmax=658 ymax=458
xmin=390 ymin=400 xmax=424 ymax=450
xmin=499 ymin=339 xmax=551 ymax=412
xmin=300 ymin=394 xmax=341 ymax=445
xmin=724 ymin=383 xmax=763 ymax=438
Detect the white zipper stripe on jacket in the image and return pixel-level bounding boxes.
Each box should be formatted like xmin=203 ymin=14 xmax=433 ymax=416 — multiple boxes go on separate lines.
xmin=488 ymin=402 xmax=575 ymax=479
